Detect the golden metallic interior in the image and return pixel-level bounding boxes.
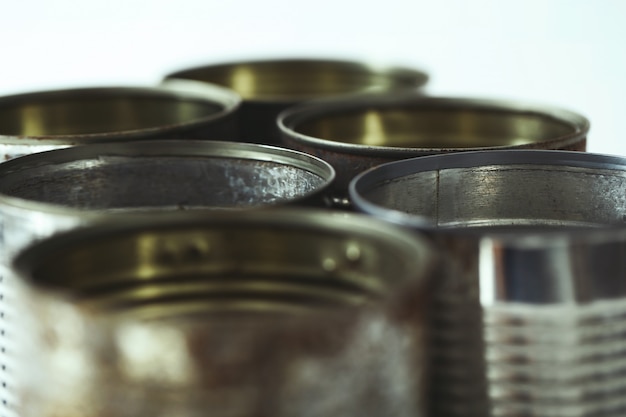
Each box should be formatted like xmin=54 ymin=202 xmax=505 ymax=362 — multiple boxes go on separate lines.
xmin=168 ymin=60 xmax=424 ymax=100
xmin=0 ymin=94 xmax=222 ymax=137
xmin=295 ymin=108 xmax=575 ymax=148
xmin=24 ymin=222 xmax=416 ymax=318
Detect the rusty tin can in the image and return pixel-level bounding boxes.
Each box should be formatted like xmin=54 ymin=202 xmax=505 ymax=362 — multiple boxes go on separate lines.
xmin=0 ymin=139 xmax=334 ymax=416
xmin=12 ymin=210 xmax=436 ymax=417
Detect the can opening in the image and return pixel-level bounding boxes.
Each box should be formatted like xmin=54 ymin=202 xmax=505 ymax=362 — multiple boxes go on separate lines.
xmin=0 ymin=94 xmax=223 ymax=136
xmin=295 ymin=108 xmax=575 ymax=149
xmin=166 ymin=60 xmax=426 ymax=100
xmin=18 ymin=222 xmax=418 ymax=319
xmin=359 ymin=163 xmax=626 ymax=229
xmin=0 ymin=156 xmax=327 ymax=209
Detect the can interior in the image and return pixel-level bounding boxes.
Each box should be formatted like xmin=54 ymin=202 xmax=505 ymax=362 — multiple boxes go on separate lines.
xmin=21 ymin=223 xmax=415 ymax=318
xmin=294 ymin=108 xmax=576 ymax=149
xmin=0 ymin=155 xmax=327 ymax=209
xmin=0 ymin=93 xmax=223 ymax=136
xmin=168 ymin=61 xmax=422 ymax=100
xmin=359 ymin=164 xmax=626 ymax=228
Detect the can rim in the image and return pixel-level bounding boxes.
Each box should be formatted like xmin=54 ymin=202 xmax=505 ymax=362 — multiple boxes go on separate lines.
xmin=0 ymin=81 xmax=242 ymax=145
xmin=13 ymin=208 xmax=436 ymax=311
xmin=164 ymin=57 xmax=429 ymax=102
xmin=278 ymin=93 xmax=590 ymax=156
xmin=349 ymin=149 xmax=626 ymax=243
xmin=0 ymin=139 xmax=336 ymax=214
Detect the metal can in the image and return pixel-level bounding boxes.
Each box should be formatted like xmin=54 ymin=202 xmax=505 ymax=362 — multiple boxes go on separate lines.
xmin=0 ymin=81 xmax=241 ymax=160
xmin=164 ymin=58 xmax=428 ymax=144
xmin=0 ymin=139 xmax=334 ymax=416
xmin=280 ymin=94 xmax=590 ymax=199
xmin=350 ymin=150 xmax=626 ymax=417
xmin=12 ymin=210 xmax=436 ymax=417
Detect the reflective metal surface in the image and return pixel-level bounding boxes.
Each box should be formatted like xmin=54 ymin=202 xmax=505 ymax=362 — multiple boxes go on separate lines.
xmin=0 ymin=140 xmax=334 ymax=416
xmin=350 ymin=150 xmax=626 ymax=417
xmin=164 ymin=58 xmax=428 ymax=144
xmin=280 ymin=94 xmax=589 ymax=195
xmin=12 ymin=210 xmax=435 ymax=417
xmin=165 ymin=58 xmax=428 ymax=100
xmin=0 ymin=81 xmax=241 ymax=160
xmin=0 ymin=140 xmax=334 ymax=212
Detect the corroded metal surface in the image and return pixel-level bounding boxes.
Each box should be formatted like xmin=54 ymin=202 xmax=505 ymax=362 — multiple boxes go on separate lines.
xmin=12 ymin=210 xmax=436 ymax=417
xmin=0 ymin=142 xmax=334 ymax=210
xmin=0 ymin=140 xmax=334 ymax=416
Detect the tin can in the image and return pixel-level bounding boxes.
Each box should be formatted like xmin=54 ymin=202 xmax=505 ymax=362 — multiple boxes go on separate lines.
xmin=0 ymin=81 xmax=241 ymax=160
xmin=0 ymin=139 xmax=334 ymax=416
xmin=350 ymin=150 xmax=626 ymax=417
xmin=280 ymin=94 xmax=590 ymax=199
xmin=12 ymin=210 xmax=436 ymax=417
xmin=164 ymin=58 xmax=428 ymax=144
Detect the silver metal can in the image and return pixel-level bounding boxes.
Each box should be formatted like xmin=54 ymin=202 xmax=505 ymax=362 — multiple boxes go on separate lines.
xmin=0 ymin=81 xmax=241 ymax=160
xmin=350 ymin=150 xmax=626 ymax=417
xmin=0 ymin=139 xmax=334 ymax=416
xmin=12 ymin=210 xmax=436 ymax=417
xmin=280 ymin=94 xmax=590 ymax=198
xmin=164 ymin=58 xmax=428 ymax=144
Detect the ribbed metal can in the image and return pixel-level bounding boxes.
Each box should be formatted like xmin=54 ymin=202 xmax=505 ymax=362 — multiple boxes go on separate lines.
xmin=12 ymin=210 xmax=436 ymax=417
xmin=164 ymin=58 xmax=428 ymax=144
xmin=280 ymin=95 xmax=589 ymax=200
xmin=0 ymin=139 xmax=335 ymax=416
xmin=350 ymin=150 xmax=626 ymax=417
xmin=0 ymin=81 xmax=241 ymax=160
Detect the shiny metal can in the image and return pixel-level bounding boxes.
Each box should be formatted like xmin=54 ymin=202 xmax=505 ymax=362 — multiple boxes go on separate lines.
xmin=280 ymin=94 xmax=590 ymax=199
xmin=164 ymin=58 xmax=428 ymax=144
xmin=0 ymin=139 xmax=334 ymax=416
xmin=12 ymin=209 xmax=436 ymax=417
xmin=0 ymin=81 xmax=241 ymax=160
xmin=350 ymin=150 xmax=626 ymax=417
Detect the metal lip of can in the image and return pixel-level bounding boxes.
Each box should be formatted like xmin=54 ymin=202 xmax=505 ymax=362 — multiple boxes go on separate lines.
xmin=278 ymin=94 xmax=590 ymax=157
xmin=12 ymin=209 xmax=436 ymax=417
xmin=349 ymin=149 xmax=625 ymax=234
xmin=0 ymin=139 xmax=336 ymax=215
xmin=14 ymin=209 xmax=435 ymax=307
xmin=0 ymin=81 xmax=241 ymax=147
xmin=163 ymin=57 xmax=429 ymax=102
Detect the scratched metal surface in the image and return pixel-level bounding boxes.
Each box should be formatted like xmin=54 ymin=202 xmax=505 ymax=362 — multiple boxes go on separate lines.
xmin=351 ymin=150 xmax=626 ymax=417
xmin=0 ymin=156 xmax=327 ymax=209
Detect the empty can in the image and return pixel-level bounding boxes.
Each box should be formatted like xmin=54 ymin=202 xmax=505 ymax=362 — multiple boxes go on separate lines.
xmin=350 ymin=150 xmax=626 ymax=417
xmin=164 ymin=58 xmax=428 ymax=144
xmin=0 ymin=81 xmax=241 ymax=160
xmin=12 ymin=209 xmax=436 ymax=417
xmin=279 ymin=94 xmax=590 ymax=198
xmin=0 ymin=139 xmax=334 ymax=416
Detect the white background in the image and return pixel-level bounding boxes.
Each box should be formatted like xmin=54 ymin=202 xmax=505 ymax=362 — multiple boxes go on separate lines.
xmin=1 ymin=0 xmax=624 ymax=154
